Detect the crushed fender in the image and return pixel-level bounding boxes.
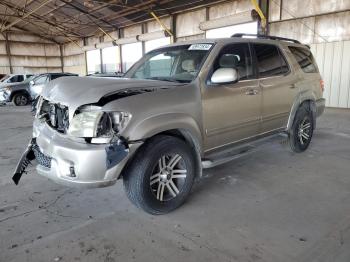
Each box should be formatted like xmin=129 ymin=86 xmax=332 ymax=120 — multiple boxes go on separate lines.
xmin=105 ymin=141 xmax=128 ymax=169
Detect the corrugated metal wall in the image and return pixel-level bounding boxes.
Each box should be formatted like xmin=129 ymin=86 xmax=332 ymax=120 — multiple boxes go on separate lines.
xmin=62 ymin=40 xmax=86 ymax=76
xmin=311 ymin=41 xmax=350 ymax=108
xmin=0 ymin=34 xmax=11 ymax=74
xmin=0 ymin=31 xmax=62 ymax=74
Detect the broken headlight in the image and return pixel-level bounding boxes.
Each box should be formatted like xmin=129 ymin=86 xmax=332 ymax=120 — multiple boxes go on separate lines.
xmin=68 ymin=106 xmax=131 ymax=138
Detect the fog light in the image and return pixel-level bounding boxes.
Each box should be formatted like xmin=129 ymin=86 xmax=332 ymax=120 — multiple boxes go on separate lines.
xmin=68 ymin=166 xmax=76 ymax=177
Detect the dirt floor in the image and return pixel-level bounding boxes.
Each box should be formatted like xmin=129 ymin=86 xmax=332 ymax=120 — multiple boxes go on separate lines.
xmin=1 ymin=105 xmax=350 ymax=262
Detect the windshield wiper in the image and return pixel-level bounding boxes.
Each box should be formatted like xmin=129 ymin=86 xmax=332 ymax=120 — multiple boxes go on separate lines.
xmin=145 ymin=77 xmax=189 ymax=83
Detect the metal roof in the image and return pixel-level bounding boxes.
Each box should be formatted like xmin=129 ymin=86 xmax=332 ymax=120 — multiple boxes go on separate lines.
xmin=0 ymin=0 xmax=228 ymax=43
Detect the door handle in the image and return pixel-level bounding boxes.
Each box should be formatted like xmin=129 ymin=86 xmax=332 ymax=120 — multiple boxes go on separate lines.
xmin=245 ymin=89 xmax=259 ymax=95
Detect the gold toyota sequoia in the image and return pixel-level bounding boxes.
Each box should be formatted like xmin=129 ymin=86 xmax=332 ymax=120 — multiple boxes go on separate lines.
xmin=13 ymin=34 xmax=325 ymax=214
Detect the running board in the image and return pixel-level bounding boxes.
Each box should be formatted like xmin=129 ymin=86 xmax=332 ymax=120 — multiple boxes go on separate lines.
xmin=202 ymin=132 xmax=288 ymax=169
xmin=202 ymin=146 xmax=256 ymax=169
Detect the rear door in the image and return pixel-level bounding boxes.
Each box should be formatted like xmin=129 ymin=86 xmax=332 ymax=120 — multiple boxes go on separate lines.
xmin=252 ymin=43 xmax=298 ymax=133
xmin=202 ymin=43 xmax=261 ymax=150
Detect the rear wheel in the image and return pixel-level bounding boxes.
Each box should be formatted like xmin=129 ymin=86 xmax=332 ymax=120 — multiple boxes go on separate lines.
xmin=123 ymin=135 xmax=196 ymax=215
xmin=289 ymin=103 xmax=314 ymax=152
xmin=13 ymin=93 xmax=29 ymax=106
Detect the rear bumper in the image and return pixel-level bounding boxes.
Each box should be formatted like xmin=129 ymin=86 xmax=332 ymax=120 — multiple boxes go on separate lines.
xmin=315 ymin=98 xmax=325 ymax=117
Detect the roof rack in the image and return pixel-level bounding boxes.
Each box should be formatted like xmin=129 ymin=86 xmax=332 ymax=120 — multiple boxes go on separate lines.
xmin=231 ymin=33 xmax=301 ymax=44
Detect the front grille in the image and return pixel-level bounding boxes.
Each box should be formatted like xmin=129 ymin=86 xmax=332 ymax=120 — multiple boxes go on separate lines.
xmin=32 ymin=144 xmax=52 ymax=168
xmin=40 ymin=99 xmax=69 ymax=133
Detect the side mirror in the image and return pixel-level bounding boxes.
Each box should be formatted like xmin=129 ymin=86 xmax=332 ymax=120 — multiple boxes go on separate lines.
xmin=29 ymin=80 xmax=34 ymax=86
xmin=211 ymin=68 xmax=238 ymax=84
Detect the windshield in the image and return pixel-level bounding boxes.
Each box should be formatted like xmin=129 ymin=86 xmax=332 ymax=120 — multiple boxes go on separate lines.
xmin=126 ymin=44 xmax=213 ymax=83
xmin=32 ymin=75 xmax=49 ymax=85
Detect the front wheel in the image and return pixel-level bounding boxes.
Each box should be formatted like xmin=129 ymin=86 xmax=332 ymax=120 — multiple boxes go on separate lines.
xmin=13 ymin=93 xmax=30 ymax=106
xmin=289 ymin=103 xmax=314 ymax=152
xmin=123 ymin=135 xmax=196 ymax=215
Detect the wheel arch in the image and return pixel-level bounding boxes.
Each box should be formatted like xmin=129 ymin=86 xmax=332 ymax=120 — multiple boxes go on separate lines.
xmin=286 ymin=92 xmax=317 ymax=132
xmin=119 ymin=116 xmax=202 ymax=178
xmin=10 ymin=89 xmax=30 ymax=101
xmin=156 ymin=128 xmax=203 ymax=179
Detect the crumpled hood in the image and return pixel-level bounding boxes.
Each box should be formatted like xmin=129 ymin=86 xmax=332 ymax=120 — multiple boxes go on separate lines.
xmin=42 ymin=76 xmax=181 ymax=109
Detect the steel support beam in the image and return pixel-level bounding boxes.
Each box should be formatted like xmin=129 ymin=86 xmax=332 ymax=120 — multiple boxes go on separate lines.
xmin=3 ymin=32 xmax=13 ymax=73
xmin=251 ymin=0 xmax=267 ymax=34
xmin=59 ymin=44 xmax=64 ymax=73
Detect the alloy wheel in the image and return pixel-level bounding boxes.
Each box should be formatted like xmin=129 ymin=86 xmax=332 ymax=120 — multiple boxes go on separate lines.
xmin=150 ymin=154 xmax=187 ymax=201
xmin=298 ymin=117 xmax=312 ymax=145
xmin=15 ymin=95 xmax=28 ymax=106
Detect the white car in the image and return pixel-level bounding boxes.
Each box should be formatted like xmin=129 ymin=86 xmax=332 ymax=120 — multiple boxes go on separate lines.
xmin=0 ymin=74 xmax=33 ymax=86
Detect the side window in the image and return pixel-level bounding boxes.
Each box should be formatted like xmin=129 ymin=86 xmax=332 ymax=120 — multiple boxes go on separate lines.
xmin=51 ymin=75 xmax=63 ymax=80
xmin=16 ymin=75 xmax=24 ymax=82
xmin=9 ymin=75 xmax=24 ymax=83
xmin=213 ymin=43 xmax=253 ymax=81
xmin=289 ymin=46 xmax=318 ymax=73
xmin=7 ymin=76 xmax=15 ymax=83
xmin=34 ymin=75 xmax=49 ymax=85
xmin=253 ymin=44 xmax=289 ymax=78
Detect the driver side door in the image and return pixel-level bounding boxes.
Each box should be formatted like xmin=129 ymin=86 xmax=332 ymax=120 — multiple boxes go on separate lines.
xmin=202 ymin=43 xmax=261 ymax=151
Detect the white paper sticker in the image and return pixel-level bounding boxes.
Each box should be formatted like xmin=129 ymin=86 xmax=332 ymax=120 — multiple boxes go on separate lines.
xmin=188 ymin=44 xmax=213 ymax=51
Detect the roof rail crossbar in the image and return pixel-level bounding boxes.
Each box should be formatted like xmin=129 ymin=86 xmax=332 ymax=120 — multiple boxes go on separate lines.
xmin=231 ymin=33 xmax=301 ymax=44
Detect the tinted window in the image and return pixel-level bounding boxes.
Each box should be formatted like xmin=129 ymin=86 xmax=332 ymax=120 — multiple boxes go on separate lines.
xmin=213 ymin=43 xmax=253 ymax=81
xmin=289 ymin=46 xmax=318 ymax=73
xmin=8 ymin=76 xmax=16 ymax=83
xmin=9 ymin=75 xmax=24 ymax=83
xmin=51 ymin=75 xmax=64 ymax=80
xmin=253 ymin=44 xmax=289 ymax=78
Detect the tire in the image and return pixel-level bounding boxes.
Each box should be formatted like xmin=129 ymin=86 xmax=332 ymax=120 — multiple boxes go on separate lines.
xmin=12 ymin=93 xmax=30 ymax=106
xmin=123 ymin=135 xmax=196 ymax=215
xmin=289 ymin=103 xmax=314 ymax=153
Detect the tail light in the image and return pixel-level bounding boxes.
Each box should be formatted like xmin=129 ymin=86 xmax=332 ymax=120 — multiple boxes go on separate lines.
xmin=320 ymin=79 xmax=325 ymax=93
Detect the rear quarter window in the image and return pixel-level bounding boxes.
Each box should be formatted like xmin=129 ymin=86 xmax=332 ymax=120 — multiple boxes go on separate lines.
xmin=289 ymin=46 xmax=318 ymax=73
xmin=51 ymin=75 xmax=64 ymax=80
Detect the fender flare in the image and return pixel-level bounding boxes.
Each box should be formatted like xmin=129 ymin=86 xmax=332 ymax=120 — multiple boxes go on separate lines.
xmin=286 ymin=91 xmax=316 ymax=131
xmin=124 ymin=113 xmax=204 ymax=178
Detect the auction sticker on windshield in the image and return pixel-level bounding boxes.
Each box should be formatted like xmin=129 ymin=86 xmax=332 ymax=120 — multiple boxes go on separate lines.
xmin=188 ymin=44 xmax=213 ymax=51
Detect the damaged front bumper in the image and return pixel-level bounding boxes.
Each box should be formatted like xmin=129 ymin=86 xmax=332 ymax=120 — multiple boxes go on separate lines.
xmin=13 ymin=120 xmax=142 ymax=188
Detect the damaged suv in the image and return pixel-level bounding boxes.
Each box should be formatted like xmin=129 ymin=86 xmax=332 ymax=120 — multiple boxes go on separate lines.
xmin=14 ymin=34 xmax=325 ymax=214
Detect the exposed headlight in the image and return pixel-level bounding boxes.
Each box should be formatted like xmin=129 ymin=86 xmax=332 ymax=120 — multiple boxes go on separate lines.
xmin=68 ymin=107 xmax=131 ymax=138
